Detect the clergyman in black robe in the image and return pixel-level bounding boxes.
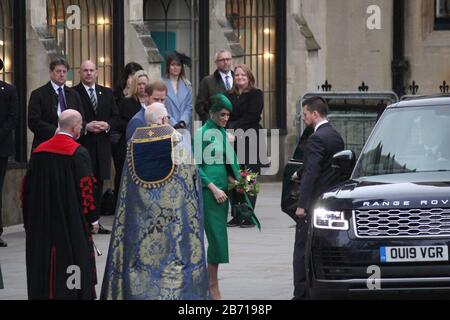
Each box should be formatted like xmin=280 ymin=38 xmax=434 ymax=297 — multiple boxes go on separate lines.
xmin=22 ymin=110 xmax=98 ymax=300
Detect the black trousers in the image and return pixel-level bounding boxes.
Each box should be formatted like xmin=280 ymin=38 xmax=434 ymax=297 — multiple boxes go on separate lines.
xmin=0 ymin=157 xmax=8 ymax=236
xmin=293 ymin=216 xmax=310 ymax=298
xmin=91 ymin=155 xmax=104 ymax=217
xmin=111 ymin=140 xmax=125 ymax=206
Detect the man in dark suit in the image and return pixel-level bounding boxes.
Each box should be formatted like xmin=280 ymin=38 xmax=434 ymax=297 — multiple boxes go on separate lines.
xmin=293 ymin=96 xmax=344 ymax=299
xmin=0 ymin=58 xmax=19 ymax=247
xmin=195 ymin=50 xmax=233 ymax=122
xmin=28 ymin=58 xmax=83 ymax=150
xmin=73 ymin=60 xmax=119 ymax=234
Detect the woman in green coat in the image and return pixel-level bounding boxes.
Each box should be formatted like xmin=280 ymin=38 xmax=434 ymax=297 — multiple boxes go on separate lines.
xmin=193 ymin=94 xmax=259 ymax=300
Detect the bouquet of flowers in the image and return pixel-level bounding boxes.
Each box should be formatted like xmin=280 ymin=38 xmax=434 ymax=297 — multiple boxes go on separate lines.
xmin=230 ymin=168 xmax=260 ymax=196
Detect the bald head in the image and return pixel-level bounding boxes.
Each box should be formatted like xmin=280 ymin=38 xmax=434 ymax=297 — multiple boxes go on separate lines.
xmin=79 ymin=60 xmax=98 ymax=86
xmin=145 ymin=102 xmax=168 ymax=125
xmin=59 ymin=110 xmax=83 ymax=139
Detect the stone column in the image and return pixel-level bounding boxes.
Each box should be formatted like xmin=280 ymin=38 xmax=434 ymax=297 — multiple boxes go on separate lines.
xmin=124 ymin=0 xmax=162 ymax=78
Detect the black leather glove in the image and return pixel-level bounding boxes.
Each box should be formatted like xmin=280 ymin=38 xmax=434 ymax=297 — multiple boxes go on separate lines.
xmin=174 ymin=121 xmax=186 ymax=129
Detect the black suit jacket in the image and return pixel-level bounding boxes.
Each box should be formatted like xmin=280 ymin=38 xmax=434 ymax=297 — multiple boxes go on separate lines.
xmin=112 ymin=97 xmax=143 ymax=162
xmin=227 ymin=88 xmax=263 ymax=131
xmin=73 ymin=83 xmax=119 ymax=180
xmin=0 ymin=80 xmax=19 ymax=157
xmin=297 ymin=123 xmax=344 ymax=210
xmin=227 ymin=88 xmax=264 ymax=166
xmin=195 ymin=70 xmax=233 ymax=122
xmin=28 ymin=82 xmax=84 ymax=149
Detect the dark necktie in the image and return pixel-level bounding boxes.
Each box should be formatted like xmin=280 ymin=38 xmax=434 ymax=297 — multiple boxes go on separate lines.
xmin=89 ymin=88 xmax=97 ymax=113
xmin=57 ymin=87 xmax=66 ymax=112
xmin=225 ymin=75 xmax=231 ymax=90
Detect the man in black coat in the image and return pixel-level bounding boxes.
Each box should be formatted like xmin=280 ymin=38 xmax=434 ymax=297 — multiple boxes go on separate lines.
xmin=0 ymin=58 xmax=19 ymax=247
xmin=28 ymin=58 xmax=83 ymax=150
xmin=293 ymin=96 xmax=344 ymax=299
xmin=73 ymin=60 xmax=119 ymax=234
xmin=195 ymin=50 xmax=234 ymax=122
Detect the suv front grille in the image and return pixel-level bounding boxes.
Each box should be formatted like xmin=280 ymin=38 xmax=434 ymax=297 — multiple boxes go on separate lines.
xmin=313 ymin=248 xmax=353 ymax=280
xmin=354 ymin=208 xmax=450 ymax=238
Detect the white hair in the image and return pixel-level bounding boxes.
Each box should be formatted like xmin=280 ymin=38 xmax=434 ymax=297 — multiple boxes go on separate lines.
xmin=145 ymin=102 xmax=168 ymax=125
xmin=214 ymin=49 xmax=231 ymax=61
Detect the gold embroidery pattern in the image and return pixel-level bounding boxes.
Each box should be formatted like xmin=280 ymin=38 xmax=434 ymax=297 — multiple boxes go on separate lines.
xmin=102 ymin=163 xmax=208 ymax=300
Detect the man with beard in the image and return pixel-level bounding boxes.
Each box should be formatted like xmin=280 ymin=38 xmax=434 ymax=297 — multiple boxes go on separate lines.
xmin=195 ymin=50 xmax=233 ymax=122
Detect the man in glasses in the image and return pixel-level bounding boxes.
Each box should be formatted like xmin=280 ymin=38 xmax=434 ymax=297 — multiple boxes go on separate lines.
xmin=195 ymin=50 xmax=234 ymax=122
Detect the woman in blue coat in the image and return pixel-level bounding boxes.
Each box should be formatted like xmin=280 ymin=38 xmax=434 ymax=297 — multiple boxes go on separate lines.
xmin=163 ymin=51 xmax=193 ymax=130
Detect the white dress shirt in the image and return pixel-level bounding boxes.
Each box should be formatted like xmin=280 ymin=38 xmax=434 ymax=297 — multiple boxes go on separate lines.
xmin=219 ymin=71 xmax=233 ymax=90
xmin=314 ymin=120 xmax=329 ymax=132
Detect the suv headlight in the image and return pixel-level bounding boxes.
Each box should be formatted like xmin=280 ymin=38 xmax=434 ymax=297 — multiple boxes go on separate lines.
xmin=313 ymin=208 xmax=349 ymax=230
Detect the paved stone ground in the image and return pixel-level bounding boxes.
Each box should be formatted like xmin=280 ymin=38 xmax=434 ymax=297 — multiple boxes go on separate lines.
xmin=0 ymin=182 xmax=295 ymax=300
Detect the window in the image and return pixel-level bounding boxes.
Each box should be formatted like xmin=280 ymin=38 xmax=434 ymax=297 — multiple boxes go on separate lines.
xmin=47 ymin=0 xmax=114 ymax=87
xmin=144 ymin=0 xmax=200 ymax=91
xmin=435 ymin=0 xmax=450 ymax=30
xmin=1 ymin=0 xmax=27 ymax=165
xmin=226 ymin=0 xmax=285 ymax=130
xmin=0 ymin=0 xmax=13 ymax=84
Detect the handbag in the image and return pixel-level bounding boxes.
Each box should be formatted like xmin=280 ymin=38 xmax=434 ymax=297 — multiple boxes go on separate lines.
xmin=229 ymin=189 xmax=255 ymax=221
xmin=231 ymin=201 xmax=254 ymax=220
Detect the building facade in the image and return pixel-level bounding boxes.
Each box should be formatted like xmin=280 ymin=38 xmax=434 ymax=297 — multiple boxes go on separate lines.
xmin=1 ymin=0 xmax=450 ymax=226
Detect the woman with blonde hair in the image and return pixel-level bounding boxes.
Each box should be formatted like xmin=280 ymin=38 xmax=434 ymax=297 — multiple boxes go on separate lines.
xmin=112 ymin=70 xmax=150 ymax=203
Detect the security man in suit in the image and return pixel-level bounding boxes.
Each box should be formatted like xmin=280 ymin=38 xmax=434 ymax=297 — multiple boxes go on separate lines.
xmin=0 ymin=58 xmax=19 ymax=247
xmin=28 ymin=58 xmax=84 ymax=150
xmin=73 ymin=60 xmax=119 ymax=234
xmin=293 ymin=96 xmax=344 ymax=299
xmin=195 ymin=50 xmax=234 ymax=122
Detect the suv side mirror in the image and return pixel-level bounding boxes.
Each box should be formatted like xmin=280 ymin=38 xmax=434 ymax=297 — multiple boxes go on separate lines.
xmin=332 ymin=150 xmax=356 ymax=181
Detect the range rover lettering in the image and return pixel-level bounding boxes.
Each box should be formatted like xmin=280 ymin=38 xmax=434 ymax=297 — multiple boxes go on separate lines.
xmin=306 ymin=96 xmax=450 ymax=298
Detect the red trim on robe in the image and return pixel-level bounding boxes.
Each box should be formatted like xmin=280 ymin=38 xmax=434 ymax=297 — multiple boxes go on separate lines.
xmin=80 ymin=176 xmax=96 ymax=215
xmin=34 ymin=134 xmax=80 ymax=156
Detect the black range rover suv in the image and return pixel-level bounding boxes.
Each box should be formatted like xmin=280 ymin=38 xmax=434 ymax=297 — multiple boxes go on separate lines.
xmin=305 ymin=96 xmax=450 ymax=298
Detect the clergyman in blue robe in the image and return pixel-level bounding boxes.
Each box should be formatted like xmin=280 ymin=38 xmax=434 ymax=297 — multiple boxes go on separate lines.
xmin=100 ymin=115 xmax=209 ymax=300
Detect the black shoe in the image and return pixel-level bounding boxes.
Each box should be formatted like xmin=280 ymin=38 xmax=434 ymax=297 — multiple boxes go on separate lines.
xmin=0 ymin=237 xmax=7 ymax=247
xmin=227 ymin=217 xmax=242 ymax=227
xmin=240 ymin=219 xmax=255 ymax=228
xmin=97 ymin=224 xmax=111 ymax=235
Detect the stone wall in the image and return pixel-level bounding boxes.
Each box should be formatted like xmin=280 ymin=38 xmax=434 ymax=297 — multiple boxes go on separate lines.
xmin=404 ymin=0 xmax=450 ymax=94
xmin=125 ymin=0 xmax=162 ymax=79
xmin=1 ymin=168 xmax=26 ymax=227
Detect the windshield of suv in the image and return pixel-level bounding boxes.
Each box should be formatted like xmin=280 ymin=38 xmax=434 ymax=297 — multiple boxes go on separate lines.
xmin=353 ymin=105 xmax=450 ymax=178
